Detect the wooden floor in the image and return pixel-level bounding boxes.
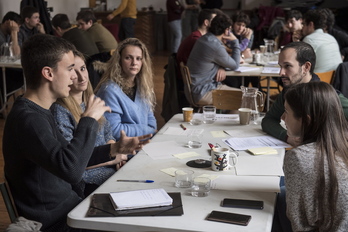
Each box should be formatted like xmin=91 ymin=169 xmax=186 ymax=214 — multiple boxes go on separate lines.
xmin=0 ymin=51 xmax=280 ymax=231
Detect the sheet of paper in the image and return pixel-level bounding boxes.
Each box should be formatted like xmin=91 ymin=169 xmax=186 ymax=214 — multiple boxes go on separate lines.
xmin=262 ymin=66 xmax=281 ymax=74
xmin=236 ymin=156 xmax=284 ymax=176
xmin=143 ymin=141 xmax=188 ymax=159
xmin=235 ymin=66 xmax=261 ymax=72
xmin=163 ymin=127 xmax=204 ymax=136
xmin=211 ymin=175 xmax=280 ymax=193
xmin=223 ymin=135 xmax=291 ymax=150
xmin=215 ymin=114 xmax=239 ymax=122
xmin=224 ymin=128 xmax=266 ymax=137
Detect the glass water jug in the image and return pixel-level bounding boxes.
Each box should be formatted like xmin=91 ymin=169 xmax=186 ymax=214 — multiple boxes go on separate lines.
xmin=240 ymin=86 xmax=264 ymax=124
xmin=263 ymin=39 xmax=275 ymax=57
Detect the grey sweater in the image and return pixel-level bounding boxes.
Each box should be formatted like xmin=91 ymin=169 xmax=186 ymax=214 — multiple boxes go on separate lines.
xmin=284 ymin=143 xmax=348 ymax=231
xmin=187 ymin=32 xmax=240 ymax=103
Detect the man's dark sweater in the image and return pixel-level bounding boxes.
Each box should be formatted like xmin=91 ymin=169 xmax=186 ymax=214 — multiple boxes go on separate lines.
xmin=3 ymin=97 xmax=110 ymax=230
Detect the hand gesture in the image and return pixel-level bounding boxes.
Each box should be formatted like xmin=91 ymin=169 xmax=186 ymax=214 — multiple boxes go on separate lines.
xmin=111 ymin=130 xmax=152 ymax=156
xmin=82 ymin=95 xmax=111 ymax=121
xmin=222 ymin=30 xmax=237 ymax=42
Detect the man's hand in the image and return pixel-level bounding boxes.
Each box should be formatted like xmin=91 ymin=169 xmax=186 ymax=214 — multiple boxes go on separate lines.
xmin=9 ymin=20 xmax=19 ymax=33
xmin=111 ymin=130 xmax=152 ymax=156
xmin=241 ymin=28 xmax=253 ymax=39
xmin=222 ymin=31 xmax=237 ymax=42
xmin=36 ymin=22 xmax=45 ymax=34
xmin=82 ymin=95 xmax=111 ymax=121
xmin=215 ymin=67 xmax=226 ymax=82
xmin=107 ymin=14 xmax=115 ymax=21
xmin=292 ymin=30 xmax=302 ymax=42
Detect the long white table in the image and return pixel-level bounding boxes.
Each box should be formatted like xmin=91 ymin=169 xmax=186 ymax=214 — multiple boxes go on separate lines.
xmin=68 ymin=114 xmax=284 ymax=232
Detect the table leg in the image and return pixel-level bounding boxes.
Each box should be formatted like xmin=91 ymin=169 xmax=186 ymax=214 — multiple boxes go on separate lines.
xmin=267 ymin=76 xmax=270 ymax=111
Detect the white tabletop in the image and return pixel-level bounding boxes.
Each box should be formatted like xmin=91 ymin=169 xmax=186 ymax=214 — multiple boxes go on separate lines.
xmin=68 ymin=114 xmax=284 ymax=232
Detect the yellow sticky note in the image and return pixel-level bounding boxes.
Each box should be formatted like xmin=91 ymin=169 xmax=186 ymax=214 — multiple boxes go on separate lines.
xmin=247 ymin=147 xmax=278 ymax=155
xmin=173 ymin=152 xmax=200 ymax=159
xmin=211 ymin=131 xmax=228 ymax=138
xmin=160 ymin=167 xmax=178 ymax=177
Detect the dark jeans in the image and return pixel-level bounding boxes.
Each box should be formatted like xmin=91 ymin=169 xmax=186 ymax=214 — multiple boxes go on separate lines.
xmin=271 ymin=176 xmax=293 ymax=232
xmin=118 ymin=18 xmax=136 ymax=41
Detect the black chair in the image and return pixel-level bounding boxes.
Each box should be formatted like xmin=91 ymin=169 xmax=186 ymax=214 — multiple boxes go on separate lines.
xmin=0 ymin=180 xmax=18 ymax=223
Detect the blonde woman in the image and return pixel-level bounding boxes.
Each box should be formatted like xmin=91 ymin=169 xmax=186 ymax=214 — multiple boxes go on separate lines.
xmin=51 ymin=50 xmax=127 ymax=196
xmin=95 ymin=38 xmax=157 ymax=140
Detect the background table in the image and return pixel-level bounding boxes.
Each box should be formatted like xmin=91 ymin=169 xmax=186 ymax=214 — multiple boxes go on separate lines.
xmin=68 ymin=114 xmax=284 ymax=232
xmin=0 ymin=60 xmax=25 ymax=116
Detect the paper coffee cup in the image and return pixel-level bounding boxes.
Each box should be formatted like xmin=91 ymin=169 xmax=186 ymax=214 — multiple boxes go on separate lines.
xmin=238 ymin=108 xmax=252 ymax=125
xmin=182 ymin=107 xmax=193 ymax=122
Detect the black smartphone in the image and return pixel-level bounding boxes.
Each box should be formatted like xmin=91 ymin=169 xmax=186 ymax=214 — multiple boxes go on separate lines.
xmin=206 ymin=210 xmax=251 ymax=226
xmin=221 ymin=198 xmax=264 ymax=210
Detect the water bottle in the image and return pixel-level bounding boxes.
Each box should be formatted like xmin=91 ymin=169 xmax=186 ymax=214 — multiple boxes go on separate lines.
xmin=0 ymin=42 xmax=11 ymax=62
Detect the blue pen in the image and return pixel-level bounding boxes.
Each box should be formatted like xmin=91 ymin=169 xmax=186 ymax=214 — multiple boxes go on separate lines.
xmin=117 ymin=180 xmax=154 ymax=183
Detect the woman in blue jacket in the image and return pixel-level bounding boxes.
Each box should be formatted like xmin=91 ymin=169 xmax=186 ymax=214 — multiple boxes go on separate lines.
xmin=95 ymin=38 xmax=157 ymax=140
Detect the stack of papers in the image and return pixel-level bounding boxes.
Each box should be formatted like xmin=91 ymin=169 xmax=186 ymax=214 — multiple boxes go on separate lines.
xmin=262 ymin=67 xmax=281 ymax=74
xmin=235 ymin=66 xmax=261 ymax=72
xmin=109 ymin=188 xmax=173 ymax=211
xmin=223 ymin=135 xmax=291 ymax=150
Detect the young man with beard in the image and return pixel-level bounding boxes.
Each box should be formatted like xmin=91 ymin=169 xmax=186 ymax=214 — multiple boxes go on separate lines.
xmin=261 ymin=41 xmax=348 ymax=146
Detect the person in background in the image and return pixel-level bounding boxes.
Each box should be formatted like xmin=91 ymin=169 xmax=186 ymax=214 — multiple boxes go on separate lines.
xmin=224 ymin=11 xmax=257 ymax=88
xmin=231 ymin=11 xmax=254 ymax=59
xmin=179 ymin=0 xmax=200 ymax=40
xmin=319 ymin=8 xmax=348 ymax=62
xmin=106 ymin=0 xmax=136 ymax=41
xmin=0 ymin=12 xmax=25 ymax=99
xmin=51 ymin=13 xmax=99 ymax=58
xmin=51 ymin=50 xmax=121 ymax=197
xmin=95 ymin=38 xmax=157 ymax=141
xmin=166 ymin=0 xmax=184 ymax=54
xmin=0 ymin=11 xmax=21 ymax=56
xmin=3 ymin=33 xmax=151 ymax=231
xmin=187 ymin=13 xmax=240 ymax=105
xmin=76 ymin=10 xmax=118 ymax=53
xmin=18 ymin=6 xmax=45 ymax=46
xmin=261 ymin=41 xmax=348 ymax=146
xmin=177 ymin=9 xmax=217 ymax=66
xmin=301 ymin=9 xmax=342 ymax=73
xmin=275 ymin=81 xmax=348 ymax=231
xmin=285 ymin=10 xmax=303 ymax=43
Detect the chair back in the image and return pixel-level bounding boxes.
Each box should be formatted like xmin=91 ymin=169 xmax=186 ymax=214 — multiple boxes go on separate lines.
xmin=0 ymin=180 xmax=18 ymax=223
xmin=317 ymin=70 xmax=335 ymax=84
xmin=212 ymin=90 xmax=243 ymax=111
xmin=179 ymin=62 xmax=200 ymax=108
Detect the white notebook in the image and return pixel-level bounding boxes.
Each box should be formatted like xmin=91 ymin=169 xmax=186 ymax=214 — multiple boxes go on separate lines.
xmin=109 ymin=188 xmax=173 ymax=211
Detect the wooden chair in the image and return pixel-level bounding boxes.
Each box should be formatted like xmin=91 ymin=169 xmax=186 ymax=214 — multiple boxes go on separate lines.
xmin=0 ymin=180 xmax=18 ymax=223
xmin=317 ymin=70 xmax=335 ymax=84
xmin=212 ymin=90 xmax=243 ymax=111
xmin=179 ymin=62 xmax=204 ymax=111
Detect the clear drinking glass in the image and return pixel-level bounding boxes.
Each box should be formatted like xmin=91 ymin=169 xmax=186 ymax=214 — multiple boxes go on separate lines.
xmin=202 ymin=105 xmax=216 ymax=124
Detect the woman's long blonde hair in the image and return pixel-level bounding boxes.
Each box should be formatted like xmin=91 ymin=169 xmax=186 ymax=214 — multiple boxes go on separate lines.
xmin=56 ymin=50 xmax=103 ymax=125
xmin=95 ymin=38 xmax=156 ymax=110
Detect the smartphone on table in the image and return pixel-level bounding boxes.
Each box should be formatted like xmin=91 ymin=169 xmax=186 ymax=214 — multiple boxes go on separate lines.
xmin=221 ymin=198 xmax=264 ymax=210
xmin=206 ymin=210 xmax=251 ymax=226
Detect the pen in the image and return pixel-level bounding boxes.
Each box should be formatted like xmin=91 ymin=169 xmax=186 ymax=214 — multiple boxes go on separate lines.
xmin=117 ymin=180 xmax=154 ymax=183
xmin=180 ymin=124 xmax=187 ymax=130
